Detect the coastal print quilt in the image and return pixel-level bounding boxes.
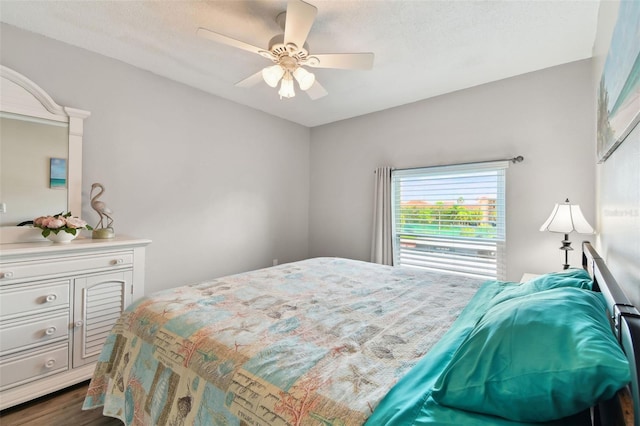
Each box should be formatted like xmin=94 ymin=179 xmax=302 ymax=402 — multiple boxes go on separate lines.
xmin=83 ymin=257 xmax=485 ymax=425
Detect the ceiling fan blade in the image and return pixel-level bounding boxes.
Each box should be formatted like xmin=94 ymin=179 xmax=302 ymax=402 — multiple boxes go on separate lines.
xmin=197 ymin=27 xmax=266 ymax=56
xmin=284 ymin=0 xmax=317 ymax=50
xmin=306 ymin=80 xmax=328 ymax=100
xmin=307 ymin=53 xmax=375 ymax=70
xmin=235 ymin=71 xmax=264 ymax=88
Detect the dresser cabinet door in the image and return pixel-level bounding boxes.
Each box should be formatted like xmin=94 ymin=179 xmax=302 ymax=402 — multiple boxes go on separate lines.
xmin=72 ymin=270 xmax=133 ymax=367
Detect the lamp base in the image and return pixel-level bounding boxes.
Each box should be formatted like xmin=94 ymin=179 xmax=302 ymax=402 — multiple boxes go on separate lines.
xmin=559 ymin=233 xmax=573 ymax=270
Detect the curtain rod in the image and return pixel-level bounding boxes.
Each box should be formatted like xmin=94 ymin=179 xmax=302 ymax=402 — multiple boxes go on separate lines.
xmin=380 ymin=155 xmax=524 ymax=173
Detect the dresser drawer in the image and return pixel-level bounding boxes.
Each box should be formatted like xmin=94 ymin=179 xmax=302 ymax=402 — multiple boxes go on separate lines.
xmin=0 ymin=312 xmax=69 ymax=355
xmin=0 ymin=251 xmax=134 ymax=282
xmin=0 ymin=280 xmax=70 ymax=318
xmin=0 ymin=343 xmax=69 ymax=391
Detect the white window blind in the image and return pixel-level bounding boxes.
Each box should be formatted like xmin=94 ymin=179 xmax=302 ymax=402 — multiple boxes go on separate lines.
xmin=391 ymin=161 xmax=508 ymax=280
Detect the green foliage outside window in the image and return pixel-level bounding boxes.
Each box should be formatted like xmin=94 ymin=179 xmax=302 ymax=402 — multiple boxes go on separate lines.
xmin=398 ymin=199 xmax=497 ymax=238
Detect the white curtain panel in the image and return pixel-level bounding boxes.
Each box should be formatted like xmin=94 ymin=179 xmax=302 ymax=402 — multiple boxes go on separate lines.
xmin=370 ymin=167 xmax=393 ymax=265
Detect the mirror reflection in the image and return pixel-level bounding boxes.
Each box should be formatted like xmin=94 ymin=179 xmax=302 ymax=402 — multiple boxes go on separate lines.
xmin=0 ymin=113 xmax=69 ymax=226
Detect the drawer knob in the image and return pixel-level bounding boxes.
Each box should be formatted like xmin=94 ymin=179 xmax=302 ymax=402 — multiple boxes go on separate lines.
xmin=44 ymin=359 xmax=56 ymax=369
xmin=112 ymin=258 xmax=124 ymax=265
xmin=1 ymin=271 xmax=14 ymax=279
xmin=45 ymin=294 xmax=58 ymax=303
xmin=75 ymin=320 xmax=84 ymax=328
xmin=45 ymin=326 xmax=57 ymax=336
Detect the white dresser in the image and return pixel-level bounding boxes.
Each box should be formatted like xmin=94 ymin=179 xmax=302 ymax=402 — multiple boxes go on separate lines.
xmin=0 ymin=236 xmax=150 ymax=409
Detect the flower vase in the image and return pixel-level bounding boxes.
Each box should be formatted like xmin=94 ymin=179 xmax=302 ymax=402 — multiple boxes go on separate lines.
xmin=46 ymin=232 xmax=78 ymax=243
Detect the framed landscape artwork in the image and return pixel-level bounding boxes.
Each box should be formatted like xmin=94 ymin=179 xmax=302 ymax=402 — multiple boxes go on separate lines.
xmin=597 ymin=0 xmax=640 ymax=163
xmin=49 ymin=157 xmax=67 ymax=189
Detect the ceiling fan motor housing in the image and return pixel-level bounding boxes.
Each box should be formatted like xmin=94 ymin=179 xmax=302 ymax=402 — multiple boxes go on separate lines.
xmin=266 ymin=34 xmax=317 ymax=68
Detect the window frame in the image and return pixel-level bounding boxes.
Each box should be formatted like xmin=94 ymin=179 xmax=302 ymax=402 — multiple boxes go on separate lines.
xmin=391 ymin=161 xmax=508 ymax=280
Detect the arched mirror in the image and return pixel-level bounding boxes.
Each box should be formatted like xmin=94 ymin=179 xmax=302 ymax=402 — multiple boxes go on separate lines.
xmin=0 ymin=65 xmax=90 ymax=243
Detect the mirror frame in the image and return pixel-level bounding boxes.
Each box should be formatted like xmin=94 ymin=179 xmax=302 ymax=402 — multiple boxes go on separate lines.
xmin=0 ymin=65 xmax=90 ymax=243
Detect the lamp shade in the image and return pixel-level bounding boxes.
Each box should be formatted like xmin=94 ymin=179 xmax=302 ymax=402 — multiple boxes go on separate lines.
xmin=278 ymin=72 xmax=295 ymax=99
xmin=539 ymin=199 xmax=594 ymax=234
xmin=262 ymin=65 xmax=285 ymax=88
xmin=293 ymin=67 xmax=315 ymax=91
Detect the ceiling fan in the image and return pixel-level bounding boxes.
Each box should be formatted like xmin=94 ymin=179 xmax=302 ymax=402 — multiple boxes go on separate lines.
xmin=197 ymin=0 xmax=374 ymax=100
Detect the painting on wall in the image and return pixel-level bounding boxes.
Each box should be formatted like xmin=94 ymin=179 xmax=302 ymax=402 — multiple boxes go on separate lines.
xmin=49 ymin=157 xmax=67 ymax=189
xmin=597 ymin=1 xmax=640 ymax=163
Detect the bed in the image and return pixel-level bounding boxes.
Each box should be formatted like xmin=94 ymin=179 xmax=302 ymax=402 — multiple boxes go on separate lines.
xmin=83 ymin=242 xmax=639 ymax=425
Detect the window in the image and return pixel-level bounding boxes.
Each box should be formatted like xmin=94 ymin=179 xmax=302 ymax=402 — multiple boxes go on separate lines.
xmin=391 ymin=161 xmax=508 ymax=280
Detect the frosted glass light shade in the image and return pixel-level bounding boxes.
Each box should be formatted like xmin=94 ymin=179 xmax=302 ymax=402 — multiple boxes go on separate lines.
xmin=540 ymin=201 xmax=594 ymax=234
xmin=278 ymin=73 xmax=295 ymax=99
xmin=293 ymin=67 xmax=315 ymax=91
xmin=262 ymin=65 xmax=285 ymax=88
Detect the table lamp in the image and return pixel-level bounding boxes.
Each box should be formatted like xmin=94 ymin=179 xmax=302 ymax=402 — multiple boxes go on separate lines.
xmin=539 ymin=198 xmax=594 ymax=269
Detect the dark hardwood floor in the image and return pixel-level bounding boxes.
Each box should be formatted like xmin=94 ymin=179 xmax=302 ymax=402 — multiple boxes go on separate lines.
xmin=0 ymin=381 xmax=121 ymax=426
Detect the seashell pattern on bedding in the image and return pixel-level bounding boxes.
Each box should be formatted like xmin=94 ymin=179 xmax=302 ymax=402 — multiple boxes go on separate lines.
xmin=83 ymin=257 xmax=485 ymax=426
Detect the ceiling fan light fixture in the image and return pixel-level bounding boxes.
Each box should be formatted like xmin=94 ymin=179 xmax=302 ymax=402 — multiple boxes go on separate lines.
xmin=278 ymin=71 xmax=295 ymax=99
xmin=262 ymin=64 xmax=285 ymax=88
xmin=293 ymin=66 xmax=315 ymax=91
xmin=198 ymin=0 xmax=374 ymax=101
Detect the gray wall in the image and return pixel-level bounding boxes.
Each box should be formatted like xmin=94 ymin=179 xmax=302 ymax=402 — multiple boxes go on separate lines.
xmin=6 ymin=18 xmax=627 ymax=294
xmin=309 ymin=59 xmax=596 ymax=282
xmin=593 ymin=1 xmax=640 ymax=307
xmin=1 ymin=24 xmax=311 ymax=294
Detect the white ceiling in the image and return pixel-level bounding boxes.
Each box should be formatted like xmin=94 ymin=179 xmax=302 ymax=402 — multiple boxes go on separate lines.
xmin=0 ymin=0 xmax=600 ymax=127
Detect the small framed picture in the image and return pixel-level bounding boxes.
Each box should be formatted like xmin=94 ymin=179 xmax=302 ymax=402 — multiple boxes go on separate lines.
xmin=50 ymin=157 xmax=67 ymax=189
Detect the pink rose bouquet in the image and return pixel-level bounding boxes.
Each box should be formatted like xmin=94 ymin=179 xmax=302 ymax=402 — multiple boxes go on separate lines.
xmin=33 ymin=212 xmax=93 ymax=238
